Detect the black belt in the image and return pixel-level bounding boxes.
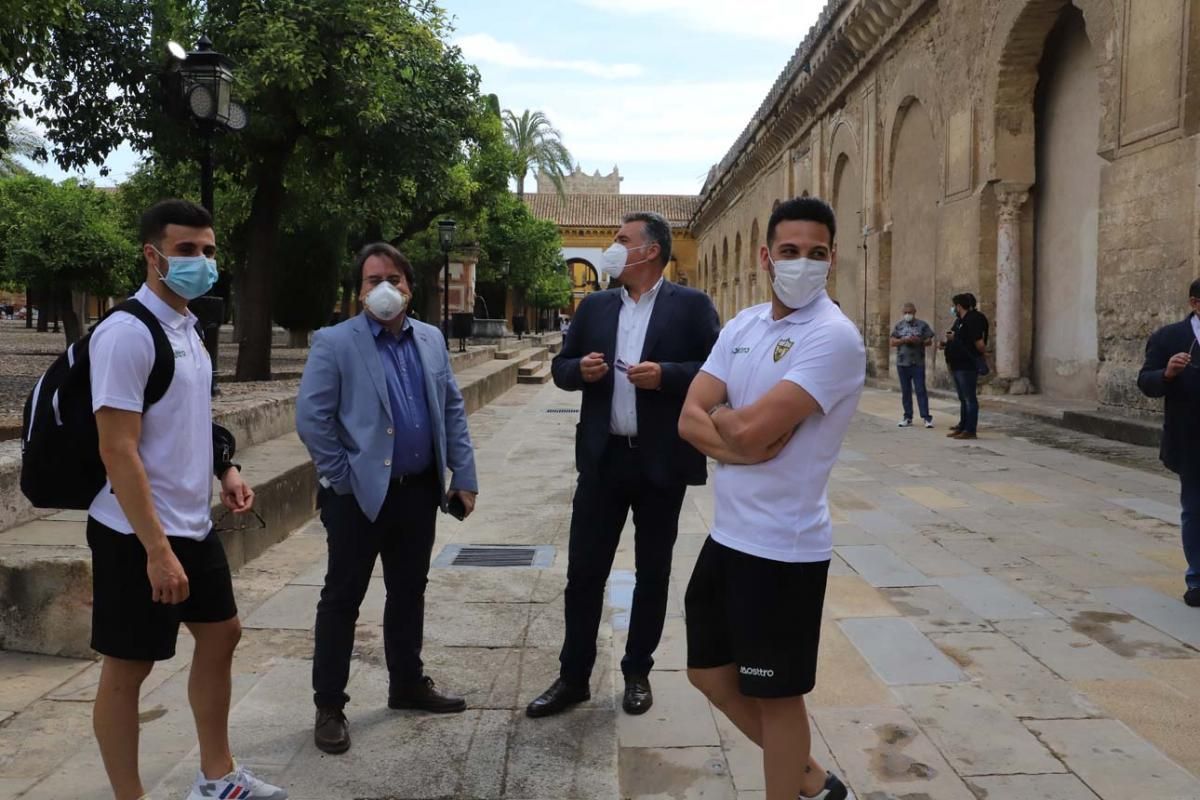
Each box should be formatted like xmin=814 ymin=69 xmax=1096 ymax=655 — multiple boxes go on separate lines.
xmin=609 ymin=434 xmax=639 ymax=449
xmin=390 ymin=468 xmax=436 ymax=485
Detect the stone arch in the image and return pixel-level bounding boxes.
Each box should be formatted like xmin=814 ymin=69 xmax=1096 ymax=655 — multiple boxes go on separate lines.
xmin=831 ymin=152 xmax=865 ymax=330
xmin=983 ymin=0 xmax=1118 ymax=184
xmin=734 ymin=232 xmax=744 ymax=312
xmin=709 ymin=245 xmax=718 ymax=297
xmin=881 ymin=49 xmax=944 ymax=223
xmin=749 ymin=218 xmax=762 ymax=303
xmin=720 ymin=236 xmax=730 ymax=319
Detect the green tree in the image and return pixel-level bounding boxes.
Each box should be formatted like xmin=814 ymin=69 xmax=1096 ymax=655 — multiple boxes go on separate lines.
xmin=272 ymin=218 xmax=346 ymax=346
xmin=0 ymin=176 xmax=138 ymax=343
xmin=526 ymin=268 xmax=570 ymax=311
xmin=0 ymin=0 xmax=81 ymax=151
xmin=502 ymin=109 xmax=573 ymax=198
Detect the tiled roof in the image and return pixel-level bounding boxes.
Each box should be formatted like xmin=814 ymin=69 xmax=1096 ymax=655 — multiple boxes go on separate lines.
xmin=522 ymin=193 xmax=700 ymax=229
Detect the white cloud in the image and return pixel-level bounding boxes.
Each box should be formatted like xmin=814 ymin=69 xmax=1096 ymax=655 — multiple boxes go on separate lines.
xmin=573 ymin=0 xmax=825 ymax=43
xmin=455 ymin=33 xmax=643 ymax=79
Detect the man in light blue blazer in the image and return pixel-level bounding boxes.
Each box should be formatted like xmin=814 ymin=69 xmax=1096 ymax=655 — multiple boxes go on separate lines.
xmin=296 ymin=242 xmax=478 ymax=755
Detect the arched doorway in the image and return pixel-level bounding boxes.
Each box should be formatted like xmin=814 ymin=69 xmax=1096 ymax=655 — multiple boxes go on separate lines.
xmin=749 ymin=219 xmax=762 ymax=304
xmin=832 ymin=153 xmax=864 ymax=330
xmin=720 ymin=237 xmax=730 ymax=320
xmin=734 ymin=232 xmax=743 ymax=313
xmin=889 ymin=99 xmax=939 ymax=375
xmin=1033 ymin=6 xmax=1100 ymax=399
xmin=566 ymin=258 xmax=601 ymax=315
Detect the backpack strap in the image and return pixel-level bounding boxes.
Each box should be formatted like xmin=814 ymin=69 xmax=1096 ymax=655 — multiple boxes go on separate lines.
xmin=108 ymin=299 xmax=175 ymax=410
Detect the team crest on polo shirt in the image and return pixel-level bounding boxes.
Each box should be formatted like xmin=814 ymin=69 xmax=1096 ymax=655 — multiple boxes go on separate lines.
xmin=773 ymin=338 xmax=794 ymax=362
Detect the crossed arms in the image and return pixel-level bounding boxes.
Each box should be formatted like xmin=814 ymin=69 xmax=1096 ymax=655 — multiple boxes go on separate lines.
xmin=678 ymin=370 xmax=822 ymax=465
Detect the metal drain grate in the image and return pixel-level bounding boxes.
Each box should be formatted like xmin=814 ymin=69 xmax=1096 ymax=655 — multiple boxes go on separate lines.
xmin=545 ymin=408 xmax=577 ymax=414
xmin=432 ymin=544 xmax=555 ymax=569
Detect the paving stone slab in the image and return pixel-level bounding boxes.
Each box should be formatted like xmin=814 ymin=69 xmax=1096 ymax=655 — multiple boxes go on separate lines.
xmin=0 ymin=652 xmax=91 ymax=712
xmin=881 ymin=586 xmax=991 ymax=632
xmin=812 ymin=707 xmax=977 ymax=800
xmin=1027 ymin=718 xmax=1200 ymax=799
xmin=834 ymin=545 xmax=935 ymax=588
xmin=844 ymin=510 xmax=916 ymax=538
xmin=993 ymin=619 xmax=1147 ymax=680
xmin=619 ymin=746 xmax=735 ymax=799
xmin=506 ymin=709 xmax=620 ymax=799
xmin=616 ymin=670 xmax=720 ymax=748
xmin=965 ymin=773 xmax=1105 ymax=800
xmin=1107 ymin=496 xmax=1180 ymax=524
xmin=897 ymin=683 xmax=1064 ymax=775
xmin=935 ymin=574 xmax=1051 ymax=620
xmin=1095 ymin=587 xmax=1200 ymax=649
xmin=838 ymin=617 xmax=966 ymax=685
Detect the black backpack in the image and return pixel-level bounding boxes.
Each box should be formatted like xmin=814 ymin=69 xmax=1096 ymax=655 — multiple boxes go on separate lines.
xmin=20 ymin=299 xmax=175 ymax=509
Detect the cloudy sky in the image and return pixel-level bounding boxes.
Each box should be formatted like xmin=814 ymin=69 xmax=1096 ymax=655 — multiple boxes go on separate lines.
xmin=26 ymin=0 xmax=826 ymax=195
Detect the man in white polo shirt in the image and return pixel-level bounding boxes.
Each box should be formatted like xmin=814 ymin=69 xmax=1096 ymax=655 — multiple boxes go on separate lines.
xmin=679 ymin=197 xmax=864 ymax=800
xmin=89 ymin=200 xmax=285 ymax=800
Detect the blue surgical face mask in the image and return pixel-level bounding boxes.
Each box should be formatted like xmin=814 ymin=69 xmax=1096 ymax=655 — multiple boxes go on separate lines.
xmin=152 ymin=246 xmax=218 ymax=300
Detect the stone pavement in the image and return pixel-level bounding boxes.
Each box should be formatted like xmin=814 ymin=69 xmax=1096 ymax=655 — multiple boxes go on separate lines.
xmin=2 ymin=385 xmax=1200 ymax=799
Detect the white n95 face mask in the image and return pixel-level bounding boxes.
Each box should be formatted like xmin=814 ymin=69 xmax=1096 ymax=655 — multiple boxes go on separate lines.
xmin=599 ymin=242 xmax=651 ymax=280
xmin=364 ymin=281 xmax=408 ymax=321
xmin=770 ymin=256 xmax=829 ymax=310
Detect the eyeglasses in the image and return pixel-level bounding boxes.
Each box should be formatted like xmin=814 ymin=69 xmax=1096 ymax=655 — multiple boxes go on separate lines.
xmin=211 ymin=508 xmax=267 ymax=535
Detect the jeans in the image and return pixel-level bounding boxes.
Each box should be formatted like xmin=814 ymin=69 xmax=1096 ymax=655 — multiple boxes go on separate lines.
xmin=1179 ymin=470 xmax=1200 ymax=590
xmin=951 ymin=369 xmax=979 ymax=433
xmin=897 ymin=364 xmax=931 ymax=422
xmin=312 ymin=472 xmax=440 ymax=710
xmin=560 ymin=438 xmax=687 ymax=685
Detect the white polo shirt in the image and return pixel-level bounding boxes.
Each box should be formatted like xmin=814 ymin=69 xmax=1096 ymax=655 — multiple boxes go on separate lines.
xmin=610 ymin=277 xmax=663 ymax=436
xmin=88 ymin=284 xmax=215 ymax=540
xmin=701 ymin=294 xmax=865 ymax=563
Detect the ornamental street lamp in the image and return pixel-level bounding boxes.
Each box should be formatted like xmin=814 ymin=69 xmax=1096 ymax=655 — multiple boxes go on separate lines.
xmin=437 ymin=219 xmax=457 ymax=344
xmin=164 ymin=36 xmax=248 ymax=395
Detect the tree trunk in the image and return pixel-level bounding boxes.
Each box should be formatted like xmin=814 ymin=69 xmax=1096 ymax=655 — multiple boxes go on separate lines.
xmin=35 ymin=283 xmax=49 ymax=332
xmin=25 ymin=286 xmax=32 ymax=329
xmin=287 ymin=329 xmax=309 ymax=348
xmin=235 ymin=149 xmax=292 ymax=381
xmin=516 ymin=173 xmax=525 ymax=198
xmin=56 ymin=286 xmax=82 ymax=345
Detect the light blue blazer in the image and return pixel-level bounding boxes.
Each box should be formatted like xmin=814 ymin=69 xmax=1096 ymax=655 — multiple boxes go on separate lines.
xmin=296 ymin=313 xmax=478 ymax=522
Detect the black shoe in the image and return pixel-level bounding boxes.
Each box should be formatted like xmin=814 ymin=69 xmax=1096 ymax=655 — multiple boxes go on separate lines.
xmin=799 ymin=771 xmax=848 ymax=800
xmin=622 ymin=674 xmax=653 ymax=715
xmin=388 ymin=676 xmax=467 ymax=713
xmin=525 ymin=677 xmax=590 ymax=718
xmin=314 ymin=707 xmax=350 ymax=754
xmin=1184 ymin=588 xmax=1200 ymax=607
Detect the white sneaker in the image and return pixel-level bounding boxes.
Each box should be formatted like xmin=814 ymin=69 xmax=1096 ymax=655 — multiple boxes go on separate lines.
xmin=186 ymin=763 xmax=287 ymax=799
xmin=897 ymin=419 xmax=912 ymax=428
xmin=924 ymin=419 xmax=934 ymax=428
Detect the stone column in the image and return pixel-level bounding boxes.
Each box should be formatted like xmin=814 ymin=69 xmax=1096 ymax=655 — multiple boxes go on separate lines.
xmin=995 ymin=185 xmax=1029 ymax=380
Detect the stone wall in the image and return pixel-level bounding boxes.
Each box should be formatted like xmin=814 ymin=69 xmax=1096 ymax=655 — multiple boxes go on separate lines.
xmin=536 ymin=165 xmax=622 ymax=194
xmin=691 ymin=0 xmax=1200 ymax=410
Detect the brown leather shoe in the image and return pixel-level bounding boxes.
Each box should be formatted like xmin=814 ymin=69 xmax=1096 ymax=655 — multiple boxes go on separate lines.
xmin=622 ymin=675 xmax=653 ymax=715
xmin=526 ymin=677 xmax=591 ymax=718
xmin=956 ymin=432 xmax=978 ymax=440
xmin=947 ymin=430 xmax=964 ymax=438
xmin=388 ymin=676 xmax=467 ymax=713
xmin=314 ymin=707 xmax=350 ymax=754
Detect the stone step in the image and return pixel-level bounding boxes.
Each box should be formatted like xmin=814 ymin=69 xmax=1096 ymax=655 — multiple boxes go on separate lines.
xmin=518 ymin=363 xmax=553 ymax=384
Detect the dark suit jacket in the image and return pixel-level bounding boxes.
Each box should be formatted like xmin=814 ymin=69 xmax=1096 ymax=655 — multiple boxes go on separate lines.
xmin=1137 ymin=315 xmax=1200 ymax=475
xmin=552 ymin=280 xmax=720 ymax=487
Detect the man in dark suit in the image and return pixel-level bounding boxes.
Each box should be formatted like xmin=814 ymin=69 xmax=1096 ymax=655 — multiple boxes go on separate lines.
xmin=1138 ymin=278 xmax=1200 ymax=607
xmin=527 ymin=211 xmax=721 ymax=717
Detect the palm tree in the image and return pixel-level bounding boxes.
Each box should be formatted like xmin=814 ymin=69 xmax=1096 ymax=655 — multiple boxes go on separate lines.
xmin=502 ymin=109 xmax=573 ymax=197
xmin=0 ymin=122 xmax=45 ymax=177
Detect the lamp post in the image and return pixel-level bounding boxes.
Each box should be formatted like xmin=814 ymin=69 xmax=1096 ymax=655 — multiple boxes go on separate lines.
xmin=164 ymin=36 xmax=248 ymax=395
xmin=437 ymin=219 xmax=457 ymax=344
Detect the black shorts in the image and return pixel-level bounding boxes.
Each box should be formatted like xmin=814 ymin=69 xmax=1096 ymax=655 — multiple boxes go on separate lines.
xmin=87 ymin=517 xmax=238 ymax=661
xmin=684 ymin=536 xmax=830 ymax=698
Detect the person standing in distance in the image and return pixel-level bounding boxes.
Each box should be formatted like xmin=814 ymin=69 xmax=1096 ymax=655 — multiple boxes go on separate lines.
xmin=890 ymin=302 xmax=936 ymax=428
xmin=527 ymin=211 xmax=720 ymax=718
xmin=1137 ymin=278 xmax=1200 ymax=608
xmin=679 ymin=197 xmax=864 ymax=800
xmin=296 ymin=243 xmax=478 ymax=755
xmin=941 ymin=293 xmax=988 ymax=439
xmin=89 ymin=200 xmax=285 ymax=800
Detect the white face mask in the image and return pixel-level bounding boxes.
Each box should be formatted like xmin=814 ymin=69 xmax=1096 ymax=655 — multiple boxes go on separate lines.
xmin=599 ymin=242 xmax=651 ymax=281
xmin=903 ymin=313 xmax=915 ymax=322
xmin=363 ymin=281 xmax=408 ymax=321
xmin=770 ymin=256 xmax=829 ymax=310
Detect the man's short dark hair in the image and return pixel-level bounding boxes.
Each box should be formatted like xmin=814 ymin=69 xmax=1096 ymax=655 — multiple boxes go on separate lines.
xmin=622 ymin=211 xmax=672 ymax=266
xmin=356 ymin=242 xmax=415 ymax=288
xmin=1189 ymin=279 xmax=1200 ymax=299
xmin=139 ymin=199 xmax=213 ymax=244
xmin=767 ymin=196 xmax=836 ymax=246
xmin=952 ymin=292 xmax=977 ymax=310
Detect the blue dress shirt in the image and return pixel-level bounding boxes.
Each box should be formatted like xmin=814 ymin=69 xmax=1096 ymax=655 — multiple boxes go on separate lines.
xmin=367 ymin=316 xmax=434 ymax=477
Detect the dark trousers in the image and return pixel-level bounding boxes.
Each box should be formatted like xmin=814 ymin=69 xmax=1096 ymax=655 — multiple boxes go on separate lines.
xmin=1179 ymin=469 xmax=1200 ymax=590
xmin=951 ymin=369 xmax=979 ymax=433
xmin=897 ymin=364 xmax=931 ymax=422
xmin=560 ymin=437 xmax=687 ymax=685
xmin=312 ymin=473 xmax=440 ymax=710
